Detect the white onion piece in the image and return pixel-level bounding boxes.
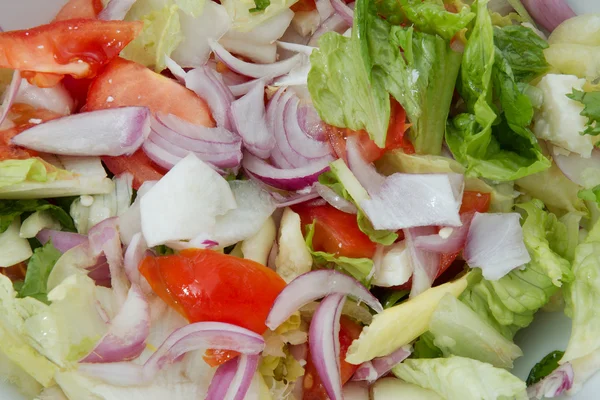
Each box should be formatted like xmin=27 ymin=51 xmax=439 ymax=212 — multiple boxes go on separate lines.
xmin=99 ymin=0 xmax=137 ymax=20
xmin=15 ymin=80 xmax=74 ymax=115
xmin=464 ymin=212 xmax=531 ymax=281
xmin=351 ymin=345 xmax=412 ymax=383
xmin=521 ymin=0 xmax=575 ymax=32
xmin=78 ymin=322 xmax=265 ymax=386
xmin=551 ymin=146 xmax=600 ymax=188
xmin=0 ymin=70 xmax=22 ymax=127
xmin=527 ymin=363 xmax=573 ymax=399
xmin=243 ymin=152 xmax=331 ymax=191
xmin=346 ymin=135 xmax=386 ymax=194
xmin=361 ymin=173 xmax=464 ymax=230
xmin=207 ymin=354 xmax=260 ymax=400
xmin=229 ymin=77 xmax=274 ymax=97
xmin=36 ymin=229 xmax=87 ymax=253
xmin=316 ymin=0 xmax=334 ymax=21
xmin=404 ymin=227 xmax=440 ymax=298
xmin=309 ymin=293 xmax=346 ymax=400
xmin=230 ymin=80 xmax=275 ymax=159
xmin=219 ymin=38 xmax=277 ymax=64
xmin=123 ymin=233 xmax=152 ymax=294
xmin=266 ymin=270 xmax=383 ymax=330
xmin=315 ymin=182 xmax=357 ymax=214
xmin=164 ymin=55 xmax=186 ymax=84
xmin=209 ymin=39 xmax=303 ymax=79
xmin=12 ymin=107 xmax=150 ymax=156
xmin=80 ymin=284 xmax=150 ymax=363
xmin=308 ymin=14 xmax=349 ymax=46
xmin=330 ymin=0 xmax=354 ymax=24
xmin=223 ymin=9 xmax=294 ymax=45
xmin=185 ymin=67 xmax=234 ymax=130
xmin=414 ymin=212 xmax=474 ymax=254
xmin=277 ymin=41 xmax=316 ymax=56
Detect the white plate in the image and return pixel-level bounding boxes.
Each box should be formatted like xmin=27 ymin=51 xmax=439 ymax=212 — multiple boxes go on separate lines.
xmin=1 ymin=0 xmax=600 ymax=399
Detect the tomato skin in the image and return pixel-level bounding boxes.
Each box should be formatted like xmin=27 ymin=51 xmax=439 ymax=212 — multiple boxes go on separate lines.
xmin=53 ymin=0 xmax=103 ymax=21
xmin=303 ymin=316 xmax=362 ymax=400
xmin=292 ymin=203 xmax=376 ymax=259
xmin=460 ymin=191 xmax=491 ymax=214
xmin=0 ymin=19 xmax=141 ymax=86
xmin=139 ymin=249 xmax=287 ymax=334
xmin=102 ymin=150 xmax=166 ymax=190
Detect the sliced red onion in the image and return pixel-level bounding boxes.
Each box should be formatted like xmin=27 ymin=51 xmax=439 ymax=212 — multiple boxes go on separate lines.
xmin=243 ymin=152 xmax=331 ymax=192
xmin=164 ymin=55 xmax=187 ymax=84
xmin=346 ymin=135 xmax=386 ymax=194
xmin=209 ymin=39 xmax=302 ymax=79
xmin=99 ymin=0 xmax=137 ymax=20
xmin=351 ymin=345 xmax=412 ymax=383
xmin=297 ymin=104 xmax=327 ymax=142
xmin=0 ymin=70 xmax=22 ymax=127
xmin=464 ymin=212 xmax=531 ymax=281
xmin=308 ymin=14 xmax=349 ymax=47
xmin=315 ymin=182 xmax=357 ymax=214
xmin=123 ymin=233 xmax=152 ymax=294
xmin=330 ymin=0 xmax=354 ymax=24
xmin=15 ymin=80 xmax=74 ymax=115
xmin=142 ymin=140 xmax=182 ymax=171
xmin=185 ymin=67 xmax=234 ymax=130
xmin=527 ymin=363 xmax=574 ymax=399
xmin=207 ymin=59 xmax=252 ymax=87
xmin=367 ymin=244 xmax=385 ymax=282
xmin=80 ymin=284 xmax=150 ymax=363
xmin=156 ymin=113 xmax=241 ymax=147
xmin=78 ymin=322 xmax=265 ymax=386
xmin=271 ymin=189 xmax=321 ymax=208
xmin=550 ymin=146 xmax=600 ymax=188
xmin=361 ymin=173 xmax=464 ymax=230
xmin=277 ymin=41 xmax=316 ymax=56
xmin=229 ymin=77 xmax=274 ymax=97
xmin=284 ymin=95 xmax=332 ymax=159
xmin=266 ymin=270 xmax=383 ymax=330
xmin=207 ymin=354 xmax=260 ymax=400
xmin=219 ymin=38 xmax=277 ymax=65
xmin=521 ymin=0 xmax=575 ymax=32
xmin=414 ymin=212 xmax=474 ymax=254
xmin=309 ymin=293 xmax=346 ymax=400
xmin=12 ymin=107 xmax=150 ymax=156
xmin=315 ymin=0 xmax=334 ymax=21
xmin=230 ymin=80 xmax=275 ymax=159
xmin=36 ymin=229 xmax=87 ymax=253
xmin=404 ymin=227 xmax=440 ymax=298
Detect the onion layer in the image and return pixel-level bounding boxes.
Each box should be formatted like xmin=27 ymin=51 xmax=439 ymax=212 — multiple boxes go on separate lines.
xmin=527 ymin=363 xmax=573 ymax=399
xmin=185 ymin=67 xmax=234 ymax=130
xmin=404 ymin=226 xmax=440 ymax=298
xmin=521 ymin=0 xmax=576 ymax=32
xmin=351 ymin=345 xmax=412 ymax=383
xmin=36 ymin=229 xmax=87 ymax=253
xmin=0 ymin=70 xmax=22 ymax=128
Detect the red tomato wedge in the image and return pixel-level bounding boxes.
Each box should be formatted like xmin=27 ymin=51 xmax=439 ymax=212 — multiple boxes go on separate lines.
xmin=53 ymin=0 xmax=103 ymax=21
xmin=293 ymin=203 xmax=377 ymax=259
xmin=303 ymin=316 xmax=362 ymax=400
xmin=85 ymin=58 xmax=215 ymax=188
xmin=0 ymin=19 xmax=141 ymax=87
xmin=139 ymin=249 xmax=286 ymax=333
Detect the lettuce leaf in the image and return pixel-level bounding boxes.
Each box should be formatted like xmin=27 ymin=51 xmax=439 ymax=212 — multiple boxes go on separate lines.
xmin=460 ymin=200 xmax=573 ymax=339
xmin=394 ymin=0 xmax=474 ymax=41
xmin=16 ymin=242 xmax=61 ymax=304
xmin=392 ymin=356 xmax=527 ymax=400
xmin=493 ymin=25 xmax=549 ymax=83
xmin=567 ymin=89 xmax=600 ymax=136
xmin=0 ymin=199 xmax=75 ymax=234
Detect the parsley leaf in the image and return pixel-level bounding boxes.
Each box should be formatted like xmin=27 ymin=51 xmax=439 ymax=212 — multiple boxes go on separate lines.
xmin=567 ymin=89 xmax=600 ymax=136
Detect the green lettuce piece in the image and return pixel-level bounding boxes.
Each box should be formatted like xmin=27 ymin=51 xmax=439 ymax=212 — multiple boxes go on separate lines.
xmin=395 ymin=0 xmax=474 ymax=41
xmin=0 ymin=199 xmax=75 ymax=234
xmin=567 ymin=89 xmax=600 ymax=136
xmin=122 ymin=4 xmax=183 ymax=72
xmin=527 ymin=350 xmax=564 ymax=386
xmin=493 ymin=25 xmax=550 ymax=83
xmin=16 ymin=242 xmax=61 ymax=304
xmin=305 ymin=221 xmax=373 ymax=284
xmin=0 ymin=158 xmax=67 ymax=189
xmin=392 ymin=356 xmax=527 ymax=400
xmin=429 ymin=293 xmax=523 ymax=368
xmin=562 ymin=219 xmax=600 ymax=364
xmin=412 ymin=332 xmax=443 ymax=359
xmin=460 ymin=200 xmax=572 ymax=339
xmin=320 ymin=164 xmax=398 ymax=245
xmin=175 ymin=0 xmax=205 ymax=16
xmin=446 ymin=0 xmax=549 ymax=181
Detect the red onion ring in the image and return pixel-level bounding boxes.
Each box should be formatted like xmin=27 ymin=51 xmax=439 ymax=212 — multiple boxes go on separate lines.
xmin=206 ymin=356 xmax=238 ymax=400
xmin=209 ymin=39 xmax=303 ymax=79
xmin=521 ymin=0 xmax=576 ymax=32
xmin=526 ymin=362 xmax=573 ymax=399
xmin=164 ymin=55 xmax=187 ymax=84
xmin=12 ymin=107 xmax=151 ymax=157
xmin=346 ymin=135 xmax=386 ymax=194
xmin=297 ymin=104 xmax=327 ymax=142
xmin=123 ymin=232 xmax=153 ymax=294
xmin=404 ymin=226 xmax=440 ymax=298
xmin=99 ymin=0 xmax=137 ymax=20
xmin=271 ymin=189 xmax=321 ymax=208
xmin=80 ymin=284 xmax=150 ymax=363
xmin=185 ymin=66 xmax=235 ymax=130
xmin=309 ymin=293 xmax=346 ymax=400
xmin=266 ymin=270 xmax=383 ymax=330
xmin=0 ymin=70 xmax=22 ymax=128
xmin=315 ymin=0 xmax=334 ymax=21
xmin=330 ymin=0 xmax=354 ymax=24
xmin=351 ymin=345 xmax=412 ymax=383
xmin=142 ymin=140 xmax=182 ymax=171
xmin=284 ymin=95 xmax=332 ymax=159
xmin=36 ymin=229 xmax=87 ymax=253
xmin=78 ymin=322 xmax=265 ymax=386
xmin=308 ymin=14 xmax=349 ymax=47
xmin=207 ymin=354 xmax=260 ymax=400
xmin=229 ymin=77 xmax=274 ymax=97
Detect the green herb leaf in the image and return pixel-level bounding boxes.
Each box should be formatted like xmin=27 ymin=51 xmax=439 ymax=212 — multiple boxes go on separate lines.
xmin=567 ymin=89 xmax=600 ymax=136
xmin=16 ymin=242 xmax=61 ymax=304
xmin=250 ymin=0 xmax=270 ymax=12
xmin=0 ymin=199 xmax=75 ymax=234
xmin=526 ymin=350 xmax=564 ymax=385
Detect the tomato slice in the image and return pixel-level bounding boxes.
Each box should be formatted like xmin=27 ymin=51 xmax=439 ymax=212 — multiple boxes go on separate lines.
xmin=85 ymin=58 xmax=215 ymax=188
xmin=292 ymin=203 xmax=376 ymax=259
xmin=53 ymin=0 xmax=103 ymax=21
xmin=303 ymin=316 xmax=362 ymax=400
xmin=0 ymin=19 xmax=141 ymax=87
xmin=460 ymin=191 xmax=492 ymax=214
xmin=291 ymin=0 xmax=317 ymax=12
xmin=327 ymin=99 xmax=412 ymax=163
xmin=139 ymin=249 xmax=286 ymax=333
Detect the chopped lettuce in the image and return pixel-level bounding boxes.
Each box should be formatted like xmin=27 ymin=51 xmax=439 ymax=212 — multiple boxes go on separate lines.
xmin=122 ymin=3 xmax=183 ymax=72
xmin=446 ymin=0 xmax=550 ymax=181
xmin=412 ymin=332 xmax=443 ymax=359
xmin=460 ymin=200 xmax=572 ymax=339
xmin=305 ymin=221 xmax=373 ymax=284
xmin=392 ymin=356 xmax=527 ymax=400
xmin=567 ymin=89 xmax=600 ymax=136
xmin=429 ymin=293 xmax=523 ymax=368
xmin=527 ymin=350 xmax=564 ymax=386
xmin=0 ymin=198 xmax=75 ymax=234
xmin=15 ymin=242 xmax=61 ymax=304
xmin=394 ymin=0 xmax=474 ymax=41
xmin=493 ymin=25 xmax=550 ymax=83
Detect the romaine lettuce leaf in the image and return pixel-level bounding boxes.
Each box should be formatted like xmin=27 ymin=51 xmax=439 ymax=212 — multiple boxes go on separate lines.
xmin=392 ymin=356 xmax=527 ymax=400
xmin=493 ymin=25 xmax=550 ymax=83
xmin=394 ymin=0 xmax=474 ymax=41
xmin=15 ymin=242 xmax=61 ymax=304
